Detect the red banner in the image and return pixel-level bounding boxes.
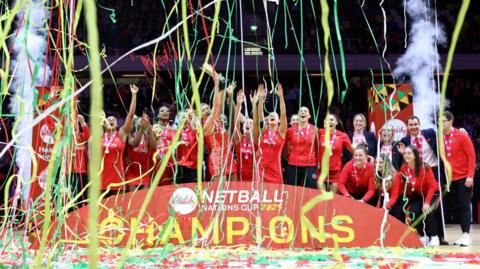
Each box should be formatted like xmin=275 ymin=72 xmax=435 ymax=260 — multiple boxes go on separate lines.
xmin=44 ymin=182 xmax=422 ymax=248
xmin=368 ymin=84 xmax=413 ymax=141
xmin=29 ymin=86 xmax=60 ymax=208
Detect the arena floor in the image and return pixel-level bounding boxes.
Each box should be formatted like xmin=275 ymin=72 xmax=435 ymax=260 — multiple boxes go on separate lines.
xmin=441 ymin=224 xmax=480 ymax=252
xmin=0 ymin=225 xmax=479 ymax=268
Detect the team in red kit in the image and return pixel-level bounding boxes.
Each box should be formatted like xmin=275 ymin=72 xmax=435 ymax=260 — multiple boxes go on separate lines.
xmin=72 ymin=79 xmax=476 ymax=248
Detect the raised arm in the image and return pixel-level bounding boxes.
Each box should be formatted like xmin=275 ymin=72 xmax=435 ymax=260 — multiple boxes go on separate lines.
xmin=148 ymin=124 xmax=159 ymax=149
xmin=277 ymin=83 xmax=287 ymax=138
xmin=203 ymin=81 xmax=223 ymax=137
xmin=258 ymin=85 xmax=266 ymax=130
xmin=119 ymin=84 xmax=139 ymax=141
xmin=233 ymin=90 xmax=245 ymax=145
xmin=252 ymin=85 xmax=263 ymax=144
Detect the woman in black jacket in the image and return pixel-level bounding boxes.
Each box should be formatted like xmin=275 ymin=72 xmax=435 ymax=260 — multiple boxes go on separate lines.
xmin=344 ymin=114 xmax=377 ymax=161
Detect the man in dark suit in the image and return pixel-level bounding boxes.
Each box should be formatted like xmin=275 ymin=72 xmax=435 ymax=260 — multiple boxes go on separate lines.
xmin=394 ymin=115 xmax=447 ymax=245
xmin=394 ymin=116 xmax=438 ymax=169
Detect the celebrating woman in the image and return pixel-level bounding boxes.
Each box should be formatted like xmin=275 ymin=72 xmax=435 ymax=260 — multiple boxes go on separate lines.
xmin=100 ymin=84 xmax=138 ymax=193
xmin=203 ymin=81 xmax=237 ymax=181
xmin=71 ymin=114 xmax=90 ymax=206
xmin=284 ymin=106 xmax=319 ymax=189
xmin=176 ymin=109 xmax=200 ymax=183
xmin=349 ymin=114 xmax=377 ymax=156
xmin=389 ymin=145 xmax=440 ymax=247
xmin=319 ymin=114 xmax=353 ymax=193
xmin=253 ymin=83 xmax=287 ymax=184
xmin=378 ymin=125 xmax=401 ymax=171
xmin=124 ymin=114 xmax=153 ymax=190
xmin=338 ymin=145 xmax=376 ymax=203
xmin=289 ymin=114 xmax=299 ymax=127
xmin=152 ymin=105 xmax=176 ymax=185
xmin=233 ymin=91 xmax=255 ymax=182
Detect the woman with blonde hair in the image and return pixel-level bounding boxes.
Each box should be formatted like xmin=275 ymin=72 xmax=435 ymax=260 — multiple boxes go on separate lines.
xmin=253 ymin=83 xmax=287 ymax=184
xmin=346 ymin=113 xmax=377 ymax=159
xmin=374 ymin=154 xmax=399 ymax=209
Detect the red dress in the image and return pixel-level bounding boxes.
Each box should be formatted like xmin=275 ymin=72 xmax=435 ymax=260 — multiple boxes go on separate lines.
xmin=101 ymin=131 xmax=126 ymax=190
xmin=205 ymin=129 xmax=237 ymax=178
xmin=177 ymin=127 xmax=198 ymax=169
xmin=125 ymin=133 xmax=152 ymax=186
xmin=155 ymin=127 xmax=176 ymax=184
xmin=258 ymin=129 xmax=284 ymax=184
xmin=236 ymin=135 xmax=255 ymax=182
xmin=318 ymin=129 xmax=352 ymax=183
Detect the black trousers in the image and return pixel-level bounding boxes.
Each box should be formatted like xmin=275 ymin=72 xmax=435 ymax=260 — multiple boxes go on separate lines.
xmin=431 ymin=165 xmax=448 ymax=239
xmin=285 ymin=165 xmax=318 ymax=189
xmin=390 ymin=194 xmax=438 ymax=237
xmin=175 ymin=166 xmax=198 ymax=184
xmin=449 ymin=178 xmax=472 ymax=233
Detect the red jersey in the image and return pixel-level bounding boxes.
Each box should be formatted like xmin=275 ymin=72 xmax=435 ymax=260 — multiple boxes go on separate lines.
xmin=154 ymin=127 xmax=176 ymax=183
xmin=73 ymin=125 xmax=90 ymax=174
xmin=155 ymin=127 xmax=176 ymax=161
xmin=258 ymin=129 xmax=284 ymax=184
xmin=338 ymin=160 xmax=375 ymax=202
xmin=319 ymin=129 xmax=352 ymax=171
xmin=177 ymin=127 xmax=198 ymax=169
xmin=101 ymin=131 xmax=126 ymax=190
xmin=205 ymin=130 xmax=237 ymax=177
xmin=285 ymin=124 xmax=319 ymax=166
xmin=125 ymin=133 xmax=153 ymax=186
xmin=443 ymin=128 xmax=476 ymax=180
xmin=394 ymin=164 xmax=439 ymax=205
xmin=236 ymin=135 xmax=255 ymax=182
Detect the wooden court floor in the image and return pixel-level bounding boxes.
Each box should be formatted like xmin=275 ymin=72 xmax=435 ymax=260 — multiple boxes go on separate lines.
xmin=438 ymin=224 xmax=480 ymax=252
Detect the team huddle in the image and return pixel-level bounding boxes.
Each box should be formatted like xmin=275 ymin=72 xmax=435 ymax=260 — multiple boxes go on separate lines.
xmin=71 ymin=82 xmax=476 ymax=248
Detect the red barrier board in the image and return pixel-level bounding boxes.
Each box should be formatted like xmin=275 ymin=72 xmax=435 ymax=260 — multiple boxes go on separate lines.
xmin=49 ymin=182 xmax=422 ymax=248
xmin=29 ymin=86 xmax=60 ymax=207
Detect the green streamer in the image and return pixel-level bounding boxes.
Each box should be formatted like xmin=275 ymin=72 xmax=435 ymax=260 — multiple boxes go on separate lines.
xmin=84 ymin=0 xmax=104 ymax=267
xmin=97 ymin=4 xmax=117 ymax=23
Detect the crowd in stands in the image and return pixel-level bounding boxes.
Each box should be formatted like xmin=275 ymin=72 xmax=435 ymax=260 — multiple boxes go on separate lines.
xmin=83 ymin=1 xmax=480 ymax=55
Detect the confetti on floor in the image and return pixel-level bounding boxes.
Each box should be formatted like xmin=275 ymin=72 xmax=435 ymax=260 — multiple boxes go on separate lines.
xmin=1 ymin=243 xmax=479 ymax=268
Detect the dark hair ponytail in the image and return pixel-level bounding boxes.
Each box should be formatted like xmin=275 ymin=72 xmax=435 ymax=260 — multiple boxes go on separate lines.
xmin=407 ymin=145 xmax=421 ymax=177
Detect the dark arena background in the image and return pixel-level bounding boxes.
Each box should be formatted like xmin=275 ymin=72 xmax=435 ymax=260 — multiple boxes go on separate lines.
xmin=1 ymin=0 xmax=480 ymax=268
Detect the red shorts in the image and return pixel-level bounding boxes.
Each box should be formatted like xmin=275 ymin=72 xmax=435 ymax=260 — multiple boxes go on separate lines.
xmin=328 ymin=169 xmax=341 ymax=184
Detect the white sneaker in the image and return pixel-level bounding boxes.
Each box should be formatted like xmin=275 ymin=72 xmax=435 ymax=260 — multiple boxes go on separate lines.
xmin=454 ymin=233 xmax=472 ymax=246
xmin=420 ymin=236 xmax=429 ymax=247
xmin=429 ymin=236 xmax=440 ymax=247
xmin=454 ymin=234 xmax=465 ymax=245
